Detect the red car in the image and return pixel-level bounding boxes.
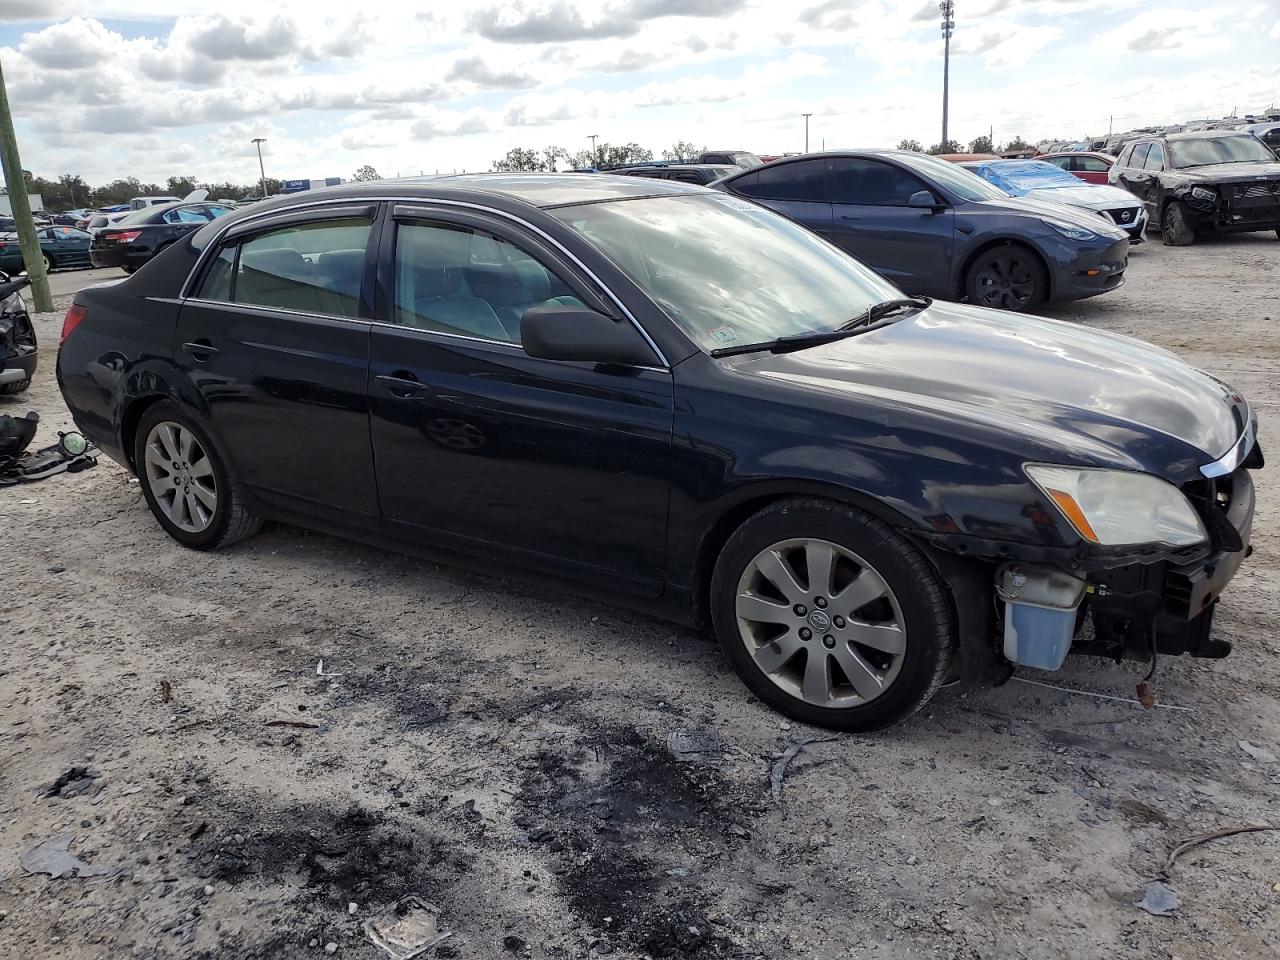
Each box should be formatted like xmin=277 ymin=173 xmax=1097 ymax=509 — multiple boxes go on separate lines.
xmin=1036 ymin=151 xmax=1114 ymax=185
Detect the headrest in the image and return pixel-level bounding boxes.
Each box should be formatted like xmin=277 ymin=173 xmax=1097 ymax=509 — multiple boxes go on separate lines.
xmin=241 ymin=247 xmax=309 ymax=280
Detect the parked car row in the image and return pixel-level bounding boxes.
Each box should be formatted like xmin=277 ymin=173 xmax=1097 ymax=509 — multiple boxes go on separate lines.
xmin=54 ymin=174 xmax=1261 ymax=731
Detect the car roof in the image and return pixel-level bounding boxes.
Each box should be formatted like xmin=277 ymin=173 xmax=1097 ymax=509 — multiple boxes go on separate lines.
xmin=1037 ymin=150 xmax=1112 ymax=160
xmin=212 ymin=174 xmax=708 ymax=214
xmin=1161 ymin=130 xmax=1259 ymax=142
xmin=620 ymin=163 xmax=733 ymax=171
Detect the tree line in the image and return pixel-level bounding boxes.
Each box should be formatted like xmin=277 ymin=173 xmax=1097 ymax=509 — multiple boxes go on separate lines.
xmin=492 ymin=140 xmax=704 ymax=171
xmin=5 ymin=172 xmax=287 ymax=212
xmin=896 ymin=135 xmax=1034 ymax=154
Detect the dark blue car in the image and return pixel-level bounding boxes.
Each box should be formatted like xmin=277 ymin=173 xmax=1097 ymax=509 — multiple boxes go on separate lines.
xmin=716 ymin=150 xmax=1131 ymax=311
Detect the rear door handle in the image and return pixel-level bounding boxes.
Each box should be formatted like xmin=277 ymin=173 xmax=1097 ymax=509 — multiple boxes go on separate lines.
xmin=182 ymin=340 xmax=218 ymax=360
xmin=840 ymin=214 xmax=861 ymax=221
xmin=376 ymin=372 xmax=429 ymax=398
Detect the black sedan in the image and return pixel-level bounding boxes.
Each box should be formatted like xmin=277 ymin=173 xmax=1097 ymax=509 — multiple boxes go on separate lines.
xmin=715 ymin=150 xmax=1130 ymax=311
xmin=0 ymin=273 xmax=36 ymax=395
xmin=90 ymin=201 xmax=236 ymax=273
xmin=1109 ymin=131 xmax=1280 ymax=245
xmin=57 ymin=175 xmax=1260 ymax=731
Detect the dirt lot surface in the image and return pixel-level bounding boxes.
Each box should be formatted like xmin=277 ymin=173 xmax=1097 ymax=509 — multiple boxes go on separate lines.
xmin=2 ymin=234 xmax=1278 ymax=960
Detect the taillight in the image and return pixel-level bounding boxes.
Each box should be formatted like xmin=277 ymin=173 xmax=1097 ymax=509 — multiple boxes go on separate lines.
xmin=109 ymin=230 xmax=143 ymax=243
xmin=61 ymin=304 xmax=87 ymax=343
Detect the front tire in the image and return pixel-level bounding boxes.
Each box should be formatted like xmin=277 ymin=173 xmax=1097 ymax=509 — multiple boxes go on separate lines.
xmin=41 ymin=254 xmax=53 ymax=273
xmin=133 ymin=401 xmax=261 ymax=550
xmin=1162 ymin=201 xmax=1195 ymax=246
xmin=710 ymin=498 xmax=953 ymax=732
xmin=964 ymin=245 xmax=1047 ymax=312
xmin=0 ymin=378 xmax=31 ymax=395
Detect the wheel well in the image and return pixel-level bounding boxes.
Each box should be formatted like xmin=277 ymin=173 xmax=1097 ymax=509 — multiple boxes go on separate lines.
xmin=689 ymin=489 xmax=916 ymax=631
xmin=957 ymin=238 xmax=1051 ymax=301
xmin=120 ymin=395 xmax=167 ymax=472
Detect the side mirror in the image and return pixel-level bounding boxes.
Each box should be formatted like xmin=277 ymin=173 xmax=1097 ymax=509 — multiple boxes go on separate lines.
xmin=521 ymin=305 xmax=658 ymax=367
xmin=908 ymin=190 xmax=942 ymax=210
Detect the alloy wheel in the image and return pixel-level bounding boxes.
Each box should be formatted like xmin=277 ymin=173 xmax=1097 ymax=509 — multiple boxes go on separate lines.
xmin=734 ymin=538 xmax=906 ymax=708
xmin=143 ymin=421 xmax=218 ymax=533
xmin=973 ymin=253 xmax=1036 ymax=309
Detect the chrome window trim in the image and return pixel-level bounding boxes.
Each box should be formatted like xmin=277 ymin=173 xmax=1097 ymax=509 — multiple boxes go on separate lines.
xmin=1200 ymin=407 xmax=1256 ymax=479
xmin=180 ymin=194 xmax=670 ymax=369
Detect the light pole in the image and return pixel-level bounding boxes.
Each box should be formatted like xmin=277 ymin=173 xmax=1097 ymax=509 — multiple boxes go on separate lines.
xmin=588 ymin=133 xmax=598 ymax=166
xmin=802 ymin=113 xmax=813 ymax=153
xmin=940 ymin=1 xmax=955 ymax=149
xmin=251 ymin=138 xmax=268 ymax=198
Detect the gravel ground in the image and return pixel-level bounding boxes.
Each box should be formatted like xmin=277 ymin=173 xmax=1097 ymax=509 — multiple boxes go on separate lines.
xmin=1 ymin=234 xmax=1278 ymax=960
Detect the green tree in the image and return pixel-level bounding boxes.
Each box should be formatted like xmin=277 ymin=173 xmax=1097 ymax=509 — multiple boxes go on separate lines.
xmin=492 ymin=147 xmax=547 ymax=172
xmin=58 ymin=174 xmax=90 ymax=208
xmin=166 ymin=175 xmax=199 ymax=197
xmin=541 ymin=146 xmax=569 ymax=171
xmin=926 ymin=140 xmax=963 ymax=155
xmin=351 ymin=164 xmax=381 ymax=181
xmin=1000 ymin=135 xmax=1032 ymax=152
xmin=896 ymin=139 xmax=924 ymax=152
xmin=597 ymin=142 xmax=653 ymax=167
xmin=968 ymin=135 xmax=993 ymax=154
xmin=662 ymin=140 xmax=704 ymax=161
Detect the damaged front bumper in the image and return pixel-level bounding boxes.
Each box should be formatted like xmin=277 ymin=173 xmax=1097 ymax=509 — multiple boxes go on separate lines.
xmin=922 ymin=446 xmax=1261 ymax=675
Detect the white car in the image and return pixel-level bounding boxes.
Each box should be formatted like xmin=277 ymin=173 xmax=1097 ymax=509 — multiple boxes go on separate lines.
xmin=961 ymin=159 xmax=1148 ymax=242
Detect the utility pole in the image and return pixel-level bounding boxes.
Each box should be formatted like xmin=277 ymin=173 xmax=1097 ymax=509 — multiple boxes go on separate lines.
xmin=0 ymin=59 xmax=51 ymax=311
xmin=588 ymin=133 xmax=598 ymax=166
xmin=940 ymin=0 xmax=955 ymax=150
xmin=802 ymin=113 xmax=812 ymax=153
xmin=251 ymin=138 xmax=268 ymax=198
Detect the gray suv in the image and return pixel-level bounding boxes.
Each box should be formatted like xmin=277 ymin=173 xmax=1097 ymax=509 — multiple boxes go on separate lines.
xmin=716 ymin=150 xmax=1130 ymax=311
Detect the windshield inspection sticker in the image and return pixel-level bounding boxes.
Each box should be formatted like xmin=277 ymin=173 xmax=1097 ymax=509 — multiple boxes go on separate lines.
xmin=708 ymin=326 xmax=741 ymax=346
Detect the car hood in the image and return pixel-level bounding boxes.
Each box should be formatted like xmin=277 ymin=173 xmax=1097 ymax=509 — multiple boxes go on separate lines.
xmin=1022 ymin=184 xmax=1141 ymax=210
xmin=964 ymin=194 xmax=1129 ymax=235
xmin=1165 ymin=161 xmax=1280 ymax=183
xmin=733 ymin=300 xmax=1245 ymax=482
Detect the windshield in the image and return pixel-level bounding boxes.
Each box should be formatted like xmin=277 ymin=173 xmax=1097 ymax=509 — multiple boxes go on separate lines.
xmin=1170 ymin=135 xmax=1277 ymax=168
xmin=981 ymin=161 xmax=1081 ymax=195
xmin=731 ymin=152 xmax=763 ymax=168
xmin=551 ymin=193 xmax=900 ymax=352
xmin=894 ymin=152 xmax=1009 ymax=202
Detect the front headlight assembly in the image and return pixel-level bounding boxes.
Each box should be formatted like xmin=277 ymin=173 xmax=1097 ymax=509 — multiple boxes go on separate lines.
xmin=1042 ymin=218 xmax=1097 ymax=242
xmin=1024 ymin=465 xmax=1207 ymax=547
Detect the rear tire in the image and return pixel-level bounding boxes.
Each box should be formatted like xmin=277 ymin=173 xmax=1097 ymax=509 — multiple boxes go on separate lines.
xmin=1161 ymin=201 xmax=1195 ymax=246
xmin=41 ymin=254 xmax=53 ymax=273
xmin=0 ymin=378 xmax=31 ymax=395
xmin=964 ymin=244 xmax=1047 ymax=312
xmin=133 ymin=401 xmax=261 ymax=551
xmin=710 ymin=498 xmax=953 ymax=732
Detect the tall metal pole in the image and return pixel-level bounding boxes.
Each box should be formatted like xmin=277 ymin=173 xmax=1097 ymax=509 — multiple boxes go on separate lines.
xmin=940 ymin=1 xmax=955 ymax=149
xmin=588 ymin=133 xmax=598 ymax=166
xmin=0 ymin=59 xmax=51 ymax=311
xmin=251 ymin=138 xmax=267 ymax=198
xmin=802 ymin=113 xmax=812 ymax=153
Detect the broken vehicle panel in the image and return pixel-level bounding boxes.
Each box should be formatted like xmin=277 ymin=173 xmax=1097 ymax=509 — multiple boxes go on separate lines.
xmin=0 ymin=274 xmax=37 ymax=396
xmin=1109 ymin=131 xmax=1280 ymax=244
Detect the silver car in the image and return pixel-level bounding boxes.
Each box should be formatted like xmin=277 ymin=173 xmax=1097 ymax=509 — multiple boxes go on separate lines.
xmin=962 ymin=158 xmax=1148 ymax=242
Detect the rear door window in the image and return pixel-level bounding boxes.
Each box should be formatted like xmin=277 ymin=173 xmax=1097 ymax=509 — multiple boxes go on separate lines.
xmin=1076 ymin=156 xmax=1109 ymax=172
xmin=1143 ymin=144 xmax=1166 ymax=171
xmin=1043 ymin=156 xmax=1072 ymax=170
xmin=733 ymin=159 xmax=827 ymax=202
xmin=197 ymin=218 xmax=373 ymax=317
xmin=163 ymin=206 xmax=213 ymax=225
xmin=1129 ymin=143 xmax=1151 ymax=168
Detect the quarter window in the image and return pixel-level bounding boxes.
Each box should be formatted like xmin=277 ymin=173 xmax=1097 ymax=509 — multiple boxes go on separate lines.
xmin=393 ymin=222 xmax=582 ymax=343
xmin=733 ymin=159 xmax=827 ymax=202
xmin=1044 ymin=156 xmax=1072 ymax=170
xmin=829 ymin=158 xmax=931 ymax=206
xmin=197 ymin=245 xmax=235 ymax=302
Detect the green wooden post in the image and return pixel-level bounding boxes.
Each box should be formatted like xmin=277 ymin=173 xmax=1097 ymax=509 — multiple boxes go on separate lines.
xmin=0 ymin=58 xmax=52 ymax=312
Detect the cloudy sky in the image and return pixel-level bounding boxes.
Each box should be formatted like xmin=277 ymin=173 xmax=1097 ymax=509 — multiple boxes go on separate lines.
xmin=2 ymin=0 xmax=1278 ymax=187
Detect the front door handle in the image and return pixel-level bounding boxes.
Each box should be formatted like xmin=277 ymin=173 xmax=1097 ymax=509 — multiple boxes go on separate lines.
xmin=376 ymin=372 xmax=429 ymax=399
xmin=182 ymin=340 xmax=218 ymax=360
xmin=839 ymin=214 xmax=861 ymax=221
